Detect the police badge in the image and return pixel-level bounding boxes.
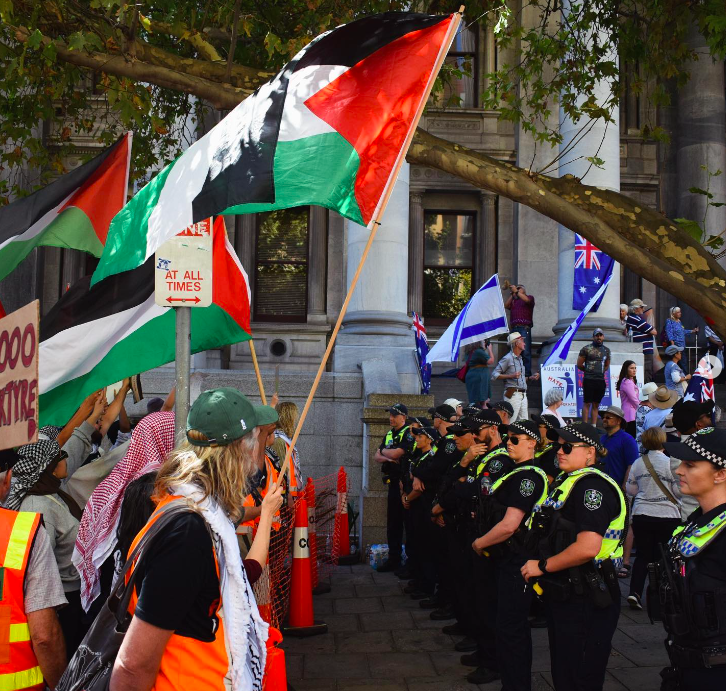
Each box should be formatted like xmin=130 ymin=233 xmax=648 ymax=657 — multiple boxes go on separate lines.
xmin=584 ymin=489 xmax=603 ymax=511
xmin=520 ymin=478 xmax=535 ymax=497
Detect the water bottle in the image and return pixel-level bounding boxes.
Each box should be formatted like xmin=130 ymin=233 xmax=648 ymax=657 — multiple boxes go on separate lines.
xmin=481 ymin=472 xmax=492 ymax=496
xmin=401 ymin=544 xmax=407 ymax=565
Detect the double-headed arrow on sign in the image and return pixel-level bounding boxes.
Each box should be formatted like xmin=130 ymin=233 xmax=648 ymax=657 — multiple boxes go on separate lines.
xmin=166 ymin=296 xmax=201 ymax=304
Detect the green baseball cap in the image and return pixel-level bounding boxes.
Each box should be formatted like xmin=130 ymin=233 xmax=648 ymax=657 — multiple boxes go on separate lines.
xmin=186 ymin=387 xmax=279 ymax=447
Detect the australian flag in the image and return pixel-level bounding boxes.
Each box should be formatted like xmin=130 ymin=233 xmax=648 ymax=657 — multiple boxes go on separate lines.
xmin=684 ymin=356 xmax=716 ymax=422
xmin=413 ymin=312 xmax=432 ymax=394
xmin=573 ymin=234 xmax=615 ymax=311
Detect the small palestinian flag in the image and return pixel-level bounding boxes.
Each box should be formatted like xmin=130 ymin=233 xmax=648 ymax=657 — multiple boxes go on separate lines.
xmin=0 ymin=133 xmax=132 ymax=282
xmin=38 ymin=217 xmax=250 ymax=426
xmin=92 ymin=11 xmax=459 ymax=284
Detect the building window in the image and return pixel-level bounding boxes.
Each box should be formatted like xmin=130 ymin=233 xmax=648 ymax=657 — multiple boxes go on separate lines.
xmin=254 ymin=208 xmax=309 ymax=322
xmin=432 ymin=25 xmax=478 ymax=108
xmin=423 ymin=211 xmax=475 ymax=323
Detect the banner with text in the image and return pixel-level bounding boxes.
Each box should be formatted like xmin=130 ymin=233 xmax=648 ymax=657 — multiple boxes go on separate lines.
xmin=1 ymin=300 xmax=39 ymax=449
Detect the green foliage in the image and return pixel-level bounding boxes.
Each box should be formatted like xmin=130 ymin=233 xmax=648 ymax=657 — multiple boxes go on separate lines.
xmin=675 ymin=168 xmax=726 ymax=255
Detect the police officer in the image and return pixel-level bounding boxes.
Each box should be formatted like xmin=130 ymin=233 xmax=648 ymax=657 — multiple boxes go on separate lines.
xmin=531 ymin=413 xmax=562 ymax=483
xmin=374 ymin=403 xmax=414 ymax=572
xmin=521 ymin=422 xmax=627 ymax=691
xmin=468 ymin=420 xmax=549 ymax=688
xmin=654 ymin=427 xmax=726 ymax=690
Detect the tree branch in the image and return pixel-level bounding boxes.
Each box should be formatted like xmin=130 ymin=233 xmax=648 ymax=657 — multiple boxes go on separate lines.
xmin=140 ymin=16 xmax=223 ymax=62
xmin=408 ymin=128 xmax=726 ymax=335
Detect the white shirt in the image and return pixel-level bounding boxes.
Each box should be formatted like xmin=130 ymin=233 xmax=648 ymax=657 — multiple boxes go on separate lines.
xmin=626 ymin=450 xmax=681 ymax=519
xmin=544 ymin=406 xmax=567 ymax=426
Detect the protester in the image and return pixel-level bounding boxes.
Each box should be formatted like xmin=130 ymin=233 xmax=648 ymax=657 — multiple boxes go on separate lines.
xmin=643 ymin=386 xmax=679 ymax=438
xmin=0 ymin=447 xmax=67 ymax=688
xmin=577 ymin=328 xmax=611 ymax=426
xmin=626 ymin=299 xmax=658 ymax=381
xmin=110 ymin=387 xmax=283 ymax=691
xmin=625 ymin=427 xmax=681 ymax=610
xmin=504 ymin=284 xmax=535 ymax=376
xmin=491 ymin=332 xmax=540 ymax=423
xmin=10 ymin=429 xmax=84 ymax=658
xmin=463 ymin=342 xmax=494 ymax=406
xmin=704 ymin=324 xmax=724 ymax=367
xmin=664 ymin=306 xmax=698 ymax=349
xmin=542 ymin=388 xmax=567 ymax=426
xmin=620 ymin=304 xmax=630 ymax=337
xmin=664 ymin=345 xmax=690 ymax=397
xmin=73 ymin=411 xmax=176 ymax=612
xmin=635 ymin=382 xmax=658 ymax=450
xmin=272 ymin=401 xmax=303 ymax=497
xmin=616 ymin=360 xmax=639 ymax=436
xmin=601 ymin=406 xmax=639 ymax=488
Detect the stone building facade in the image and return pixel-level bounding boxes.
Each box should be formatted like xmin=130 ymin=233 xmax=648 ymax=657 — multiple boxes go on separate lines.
xmin=1 ymin=16 xmax=725 ymax=548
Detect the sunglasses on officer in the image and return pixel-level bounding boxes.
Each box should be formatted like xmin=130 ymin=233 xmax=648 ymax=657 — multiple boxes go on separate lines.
xmin=553 ymin=442 xmax=591 ymax=454
xmin=507 ymin=435 xmax=533 ymax=445
xmin=453 ymin=428 xmax=475 ymax=437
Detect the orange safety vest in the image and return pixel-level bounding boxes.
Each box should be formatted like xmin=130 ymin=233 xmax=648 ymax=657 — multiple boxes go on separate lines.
xmin=0 ymin=507 xmax=44 ymax=691
xmin=127 ymin=496 xmax=228 ymax=691
xmin=238 ymin=454 xmax=282 ymax=536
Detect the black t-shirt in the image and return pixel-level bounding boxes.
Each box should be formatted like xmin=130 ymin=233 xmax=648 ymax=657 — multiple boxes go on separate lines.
xmin=495 ymin=465 xmax=547 ymax=516
xmin=557 ymin=471 xmax=622 ymax=537
xmin=683 ymin=502 xmax=726 ymax=584
xmin=134 ymin=512 xmax=220 ymax=641
xmin=480 ymin=445 xmax=515 ymax=484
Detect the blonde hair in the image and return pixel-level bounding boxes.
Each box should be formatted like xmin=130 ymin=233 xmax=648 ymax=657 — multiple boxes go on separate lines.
xmin=276 ymin=402 xmax=299 ymax=438
xmin=642 ymin=426 xmax=666 ymax=451
xmin=154 ymin=428 xmax=259 ymax=523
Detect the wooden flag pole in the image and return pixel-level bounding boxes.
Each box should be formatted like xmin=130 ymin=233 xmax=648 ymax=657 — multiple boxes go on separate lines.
xmin=249 ymin=340 xmax=267 ymax=405
xmin=278 ymin=8 xmax=464 ymax=479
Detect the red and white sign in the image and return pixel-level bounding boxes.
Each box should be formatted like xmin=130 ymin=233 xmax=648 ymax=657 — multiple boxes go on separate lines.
xmin=0 ymin=300 xmax=40 ymax=449
xmin=154 ymin=218 xmax=213 ymax=307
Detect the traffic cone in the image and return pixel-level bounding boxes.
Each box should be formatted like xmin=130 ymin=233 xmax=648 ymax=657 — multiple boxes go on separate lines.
xmin=334 ymin=467 xmax=358 ymax=566
xmin=262 ymin=626 xmax=287 ymax=691
xmin=305 ymin=478 xmax=330 ymax=595
xmin=282 ymin=498 xmax=327 ymax=637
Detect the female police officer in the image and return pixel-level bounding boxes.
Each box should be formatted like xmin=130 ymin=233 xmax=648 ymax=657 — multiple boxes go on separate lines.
xmin=656 ymin=427 xmax=726 ymax=690
xmin=521 ymin=422 xmax=627 ymax=691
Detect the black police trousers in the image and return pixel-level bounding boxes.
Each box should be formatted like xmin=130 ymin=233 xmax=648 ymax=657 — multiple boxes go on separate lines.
xmin=666 ymin=666 xmax=726 ymax=691
xmin=545 ymin=593 xmax=620 ymax=691
xmin=386 ymin=481 xmax=404 ymax=565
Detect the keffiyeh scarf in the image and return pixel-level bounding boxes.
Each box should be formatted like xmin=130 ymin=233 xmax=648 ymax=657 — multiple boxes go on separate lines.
xmin=72 ymin=411 xmax=175 ymax=611
xmin=174 ymin=483 xmax=268 ymax=691
xmin=5 ymin=426 xmax=62 ymax=510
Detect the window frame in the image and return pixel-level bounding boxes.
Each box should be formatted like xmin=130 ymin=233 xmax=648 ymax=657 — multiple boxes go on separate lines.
xmin=422 ymin=208 xmax=477 ymax=326
xmin=253 ymin=208 xmax=310 ymax=323
xmin=438 ymin=25 xmax=480 ymax=109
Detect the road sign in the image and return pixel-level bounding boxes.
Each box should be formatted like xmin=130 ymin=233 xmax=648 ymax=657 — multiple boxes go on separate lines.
xmin=154 ymin=218 xmax=213 ymax=307
xmin=0 ymin=300 xmax=39 ymax=449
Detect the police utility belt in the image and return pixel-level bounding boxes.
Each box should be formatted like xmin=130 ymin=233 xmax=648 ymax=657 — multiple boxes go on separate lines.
xmin=668 ymin=643 xmax=726 ymax=669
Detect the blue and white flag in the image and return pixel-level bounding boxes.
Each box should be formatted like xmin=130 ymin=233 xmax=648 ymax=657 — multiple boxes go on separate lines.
xmin=426 ymin=274 xmax=508 ymax=364
xmin=573 ymin=234 xmax=615 ymax=311
xmin=545 ymin=271 xmax=614 ymax=367
xmin=412 ymin=312 xmax=432 ymax=394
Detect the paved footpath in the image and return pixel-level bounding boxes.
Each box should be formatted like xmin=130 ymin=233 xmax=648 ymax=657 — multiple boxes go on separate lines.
xmin=282 ymin=563 xmax=668 ymax=691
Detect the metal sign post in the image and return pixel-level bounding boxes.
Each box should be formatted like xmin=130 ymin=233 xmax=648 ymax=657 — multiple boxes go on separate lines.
xmin=155 ymin=218 xmax=214 ymax=441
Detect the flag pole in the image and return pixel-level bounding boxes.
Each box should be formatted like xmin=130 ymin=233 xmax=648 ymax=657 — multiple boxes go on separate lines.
xmin=175 ymin=306 xmax=191 ymax=442
xmin=249 ymin=340 xmax=267 ymax=405
xmin=277 ymin=8 xmax=465 ymax=480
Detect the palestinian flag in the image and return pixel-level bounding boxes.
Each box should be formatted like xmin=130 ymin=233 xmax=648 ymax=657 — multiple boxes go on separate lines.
xmin=38 ymin=217 xmax=250 ymax=425
xmin=0 ymin=133 xmax=132 ymax=282
xmin=92 ymin=11 xmax=459 ymax=284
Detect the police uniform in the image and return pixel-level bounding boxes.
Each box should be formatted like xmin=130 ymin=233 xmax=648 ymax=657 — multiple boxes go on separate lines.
xmin=655 ymin=429 xmax=726 ymax=691
xmin=527 ymin=425 xmax=627 ymax=691
xmin=471 ymin=421 xmax=549 ymax=688
xmin=379 ymin=413 xmax=415 ymax=569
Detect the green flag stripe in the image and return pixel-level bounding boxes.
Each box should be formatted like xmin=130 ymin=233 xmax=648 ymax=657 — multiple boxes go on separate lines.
xmin=39 ymin=304 xmax=250 ymax=426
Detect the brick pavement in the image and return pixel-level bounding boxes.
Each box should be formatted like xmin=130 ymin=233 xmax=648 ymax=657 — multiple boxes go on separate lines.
xmin=282 ymin=563 xmax=669 ymax=691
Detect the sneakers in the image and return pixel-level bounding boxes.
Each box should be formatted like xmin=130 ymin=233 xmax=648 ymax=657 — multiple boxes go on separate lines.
xmin=627 ymin=593 xmax=643 ymax=610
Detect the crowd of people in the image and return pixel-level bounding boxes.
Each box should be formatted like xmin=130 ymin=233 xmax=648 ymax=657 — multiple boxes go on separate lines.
xmin=375 ymin=329 xmax=726 ymax=690
xmin=0 ymin=381 xmax=303 ymax=691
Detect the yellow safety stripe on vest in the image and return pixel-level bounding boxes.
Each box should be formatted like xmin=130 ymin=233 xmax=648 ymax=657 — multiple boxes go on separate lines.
xmin=385 ymin=426 xmax=410 ymax=446
xmin=8 ymin=623 xmax=30 ymax=643
xmin=476 ymin=447 xmax=508 ymax=477
xmin=0 ymin=665 xmax=43 ymax=691
xmin=4 ymin=513 xmax=37 ymax=571
xmin=490 ymin=465 xmax=550 ymax=502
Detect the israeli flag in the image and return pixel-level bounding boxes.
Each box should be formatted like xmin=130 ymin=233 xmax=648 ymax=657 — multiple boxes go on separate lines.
xmin=543 ymin=271 xmax=614 ymax=367
xmin=426 ymin=274 xmax=509 ymax=364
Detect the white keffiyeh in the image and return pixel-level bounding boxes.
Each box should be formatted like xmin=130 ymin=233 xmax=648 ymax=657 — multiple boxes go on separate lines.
xmin=174 ymin=483 xmax=269 ymax=691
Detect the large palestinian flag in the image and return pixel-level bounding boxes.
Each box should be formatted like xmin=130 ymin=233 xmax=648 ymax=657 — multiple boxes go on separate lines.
xmin=0 ymin=133 xmax=132 ymax=282
xmin=92 ymin=12 xmax=459 ymax=284
xmin=39 ymin=217 xmax=250 ymax=425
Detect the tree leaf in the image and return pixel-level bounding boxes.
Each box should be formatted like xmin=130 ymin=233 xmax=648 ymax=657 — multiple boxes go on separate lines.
xmin=67 ymin=32 xmax=86 ymax=51
xmin=26 ymin=29 xmax=43 ymax=50
xmin=688 ymin=186 xmax=713 ymax=198
xmin=674 ymin=218 xmax=704 ymax=241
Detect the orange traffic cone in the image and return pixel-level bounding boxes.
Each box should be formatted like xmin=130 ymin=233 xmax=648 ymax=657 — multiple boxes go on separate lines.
xmin=305 ymin=478 xmax=331 ymax=595
xmin=262 ymin=626 xmax=287 ymax=691
xmin=282 ymin=498 xmax=327 ymax=637
xmin=334 ymin=467 xmax=358 ymax=565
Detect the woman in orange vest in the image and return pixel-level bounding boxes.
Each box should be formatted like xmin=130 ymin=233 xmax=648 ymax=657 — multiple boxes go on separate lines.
xmin=110 ymin=388 xmax=283 ymax=691
xmin=272 ymin=402 xmax=303 ymax=498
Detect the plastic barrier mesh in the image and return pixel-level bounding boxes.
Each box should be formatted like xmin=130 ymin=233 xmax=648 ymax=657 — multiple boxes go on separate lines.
xmin=310 ymin=471 xmax=347 ymax=583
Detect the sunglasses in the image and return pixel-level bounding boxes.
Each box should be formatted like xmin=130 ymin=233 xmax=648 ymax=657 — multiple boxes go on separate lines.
xmin=553 ymin=442 xmax=591 ymax=454
xmin=508 ymin=435 xmax=537 ymax=445
xmin=453 ymin=429 xmax=474 ymax=437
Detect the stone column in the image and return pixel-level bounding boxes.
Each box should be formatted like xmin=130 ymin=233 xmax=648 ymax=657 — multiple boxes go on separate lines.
xmin=479 ymin=193 xmax=497 ymax=285
xmin=333 ymin=163 xmax=418 ymax=391
xmin=307 ymin=206 xmax=328 ymax=324
xmin=407 ymin=191 xmax=424 ymax=315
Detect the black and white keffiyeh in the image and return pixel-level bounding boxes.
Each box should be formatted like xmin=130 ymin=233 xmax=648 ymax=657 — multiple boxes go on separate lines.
xmin=6 ymin=427 xmax=61 ymax=510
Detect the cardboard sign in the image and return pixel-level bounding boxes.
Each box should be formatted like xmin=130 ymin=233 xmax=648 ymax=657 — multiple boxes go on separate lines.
xmin=0 ymin=301 xmax=39 ymax=449
xmin=154 ymin=218 xmax=213 ymax=308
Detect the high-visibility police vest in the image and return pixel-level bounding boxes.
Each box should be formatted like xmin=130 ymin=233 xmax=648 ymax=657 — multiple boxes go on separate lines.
xmin=670 ymin=508 xmax=726 ymax=557
xmin=476 ymin=446 xmax=509 ymax=477
xmin=489 ymin=465 xmax=550 ymax=505
xmin=535 ymin=444 xmax=552 ymax=459
xmin=0 ymin=507 xmax=44 ymax=691
xmin=385 ymin=426 xmax=410 ymax=448
xmin=540 ymin=467 xmax=628 ymax=566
